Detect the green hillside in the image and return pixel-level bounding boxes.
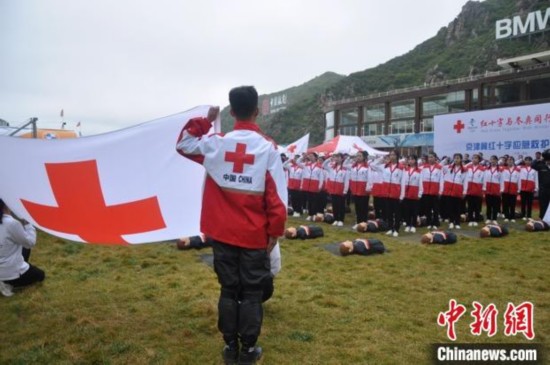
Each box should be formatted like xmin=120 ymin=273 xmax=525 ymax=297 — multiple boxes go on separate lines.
xmin=223 ymin=0 xmax=549 ymax=146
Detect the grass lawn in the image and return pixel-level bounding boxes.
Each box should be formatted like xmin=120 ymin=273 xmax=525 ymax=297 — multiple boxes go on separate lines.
xmin=0 ymin=216 xmax=548 ymax=364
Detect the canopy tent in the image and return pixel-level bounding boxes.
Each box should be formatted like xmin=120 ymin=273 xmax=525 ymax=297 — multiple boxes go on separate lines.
xmin=308 ymin=135 xmax=387 ymax=156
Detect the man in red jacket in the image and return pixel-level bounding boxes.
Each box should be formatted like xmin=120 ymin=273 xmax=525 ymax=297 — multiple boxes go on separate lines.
xmin=176 ymin=86 xmax=287 ymax=365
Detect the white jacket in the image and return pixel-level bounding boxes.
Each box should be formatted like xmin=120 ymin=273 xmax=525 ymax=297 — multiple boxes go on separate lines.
xmin=0 ymin=214 xmax=37 ymax=281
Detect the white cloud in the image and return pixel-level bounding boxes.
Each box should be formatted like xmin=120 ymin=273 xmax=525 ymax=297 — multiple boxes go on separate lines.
xmin=0 ymin=0 xmax=472 ymax=136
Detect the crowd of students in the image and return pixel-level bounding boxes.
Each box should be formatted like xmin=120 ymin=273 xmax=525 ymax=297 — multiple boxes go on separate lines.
xmin=283 ymin=149 xmax=550 ymax=237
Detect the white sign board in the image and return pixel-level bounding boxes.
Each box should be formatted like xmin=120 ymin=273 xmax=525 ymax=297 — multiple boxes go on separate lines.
xmin=434 ymin=103 xmax=550 ymax=159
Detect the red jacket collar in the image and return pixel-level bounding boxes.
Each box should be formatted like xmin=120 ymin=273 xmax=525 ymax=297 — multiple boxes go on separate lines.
xmin=234 ymin=121 xmax=261 ymax=132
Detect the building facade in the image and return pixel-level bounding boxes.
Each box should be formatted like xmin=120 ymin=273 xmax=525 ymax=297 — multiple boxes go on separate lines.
xmin=324 ymin=54 xmax=550 ymax=156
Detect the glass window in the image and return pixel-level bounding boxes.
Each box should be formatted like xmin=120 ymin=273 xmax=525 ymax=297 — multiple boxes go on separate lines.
xmin=421 ymin=118 xmax=433 ymax=132
xmin=340 ymin=108 xmax=358 ymax=126
xmin=325 ymin=127 xmax=334 ymax=141
xmin=423 ymin=91 xmax=465 ymax=116
xmin=528 ymin=77 xmax=550 ymax=101
xmin=325 ymin=111 xmax=334 ymax=128
xmin=494 ymin=81 xmax=521 ymax=105
xmin=365 ymin=104 xmax=385 ymax=122
xmin=339 ymin=125 xmax=357 ymax=136
xmin=391 ymin=100 xmax=415 ymax=119
xmin=389 ymin=120 xmax=414 ymax=134
xmin=363 ymin=123 xmax=383 ymax=136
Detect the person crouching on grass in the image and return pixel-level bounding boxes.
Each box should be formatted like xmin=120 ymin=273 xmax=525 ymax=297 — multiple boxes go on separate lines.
xmin=0 ymin=198 xmax=45 ymax=297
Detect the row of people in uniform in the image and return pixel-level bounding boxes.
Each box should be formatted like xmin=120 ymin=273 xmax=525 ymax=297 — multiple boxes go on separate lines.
xmin=283 ymin=149 xmax=549 ymax=237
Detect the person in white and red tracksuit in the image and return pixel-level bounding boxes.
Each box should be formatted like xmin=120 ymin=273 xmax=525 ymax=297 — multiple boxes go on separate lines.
xmin=176 ymin=86 xmax=287 ymax=365
xmin=283 ymin=156 xmax=304 ymax=217
xmin=371 ymin=150 xmax=404 ymax=237
xmin=501 ymin=156 xmax=521 ymax=222
xmin=400 ymin=155 xmax=423 ymax=233
xmin=368 ymin=155 xmax=387 ymax=220
xmin=519 ymin=156 xmax=538 ymax=220
xmin=483 ymin=155 xmax=503 ymax=224
xmin=347 ymin=151 xmax=370 ymax=228
xmin=440 ymin=153 xmax=466 ymax=229
xmin=464 ymin=154 xmax=485 ymax=227
xmin=323 ymin=152 xmax=349 ymax=226
xmin=421 ymin=152 xmax=443 ymax=229
xmin=297 ymin=152 xmax=324 ymax=221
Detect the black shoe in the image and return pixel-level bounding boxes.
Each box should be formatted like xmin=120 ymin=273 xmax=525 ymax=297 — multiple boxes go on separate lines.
xmin=222 ymin=345 xmax=239 ymax=365
xmin=239 ymin=346 xmax=262 ymax=365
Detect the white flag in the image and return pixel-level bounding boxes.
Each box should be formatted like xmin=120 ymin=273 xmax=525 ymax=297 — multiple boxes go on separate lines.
xmin=281 ymin=133 xmax=309 ymax=157
xmin=0 ymin=106 xmax=216 ymax=245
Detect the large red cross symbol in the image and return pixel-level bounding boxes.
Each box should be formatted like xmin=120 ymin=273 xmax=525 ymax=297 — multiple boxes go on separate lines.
xmin=453 ymin=120 xmax=465 ymax=133
xmin=224 ymin=143 xmax=255 ymax=173
xmin=21 ymin=160 xmax=166 ymax=245
xmin=287 ymin=144 xmax=297 ymax=154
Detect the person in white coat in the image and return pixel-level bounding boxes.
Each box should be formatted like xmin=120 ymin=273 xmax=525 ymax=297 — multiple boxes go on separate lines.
xmin=0 ymin=199 xmax=45 ymax=297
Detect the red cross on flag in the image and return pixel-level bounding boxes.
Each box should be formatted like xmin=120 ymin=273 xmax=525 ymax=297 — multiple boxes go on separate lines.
xmin=277 ymin=133 xmax=309 ymax=157
xmin=0 ymin=106 xmax=218 ymax=245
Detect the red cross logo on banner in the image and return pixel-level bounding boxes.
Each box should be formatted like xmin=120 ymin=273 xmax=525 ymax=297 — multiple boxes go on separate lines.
xmin=287 ymin=144 xmax=297 ymax=154
xmin=453 ymin=120 xmax=465 ymax=133
xmin=21 ymin=160 xmax=166 ymax=245
xmin=224 ymin=143 xmax=255 ymax=173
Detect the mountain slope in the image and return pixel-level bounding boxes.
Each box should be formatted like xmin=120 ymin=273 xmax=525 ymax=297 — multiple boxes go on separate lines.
xmin=225 ymin=0 xmax=549 ymax=146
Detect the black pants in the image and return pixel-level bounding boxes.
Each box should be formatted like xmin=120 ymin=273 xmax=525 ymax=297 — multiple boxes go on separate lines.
xmin=331 ymin=194 xmax=346 ymax=222
xmin=446 ymin=196 xmax=463 ymax=225
xmin=289 ymin=190 xmax=304 ymax=214
xmin=466 ymin=195 xmax=482 ymax=222
xmin=486 ymin=194 xmax=501 ymax=221
xmin=384 ymin=198 xmax=401 ymax=232
xmin=306 ymin=192 xmax=323 ymax=216
xmin=520 ymin=191 xmax=534 ymax=218
xmin=539 ymin=190 xmax=550 ymax=219
xmin=212 ymin=240 xmax=270 ymax=349
xmin=353 ymin=195 xmax=369 ymax=223
xmin=373 ymin=196 xmax=384 ymax=220
xmin=502 ymin=193 xmax=517 ymax=220
xmin=402 ymin=198 xmax=419 ymax=227
xmin=439 ymin=195 xmax=449 ymax=221
xmin=422 ymin=195 xmax=440 ymax=227
xmin=5 ymin=264 xmax=45 ymax=288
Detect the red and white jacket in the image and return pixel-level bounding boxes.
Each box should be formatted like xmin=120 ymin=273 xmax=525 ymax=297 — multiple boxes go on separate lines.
xmin=371 ymin=159 xmax=404 ymax=199
xmin=400 ymin=167 xmax=423 ymax=200
xmin=348 ymin=162 xmax=370 ymax=196
xmin=298 ymin=160 xmax=324 ymax=193
xmin=368 ymin=168 xmax=383 ymax=197
xmin=519 ymin=166 xmax=538 ymax=193
xmin=323 ymin=161 xmax=349 ymax=196
xmin=501 ymin=166 xmax=521 ymax=195
xmin=440 ymin=164 xmax=466 ymax=198
xmin=176 ymin=118 xmax=287 ymax=249
xmin=421 ymin=164 xmax=443 ymax=196
xmin=283 ymin=160 xmax=303 ymax=191
xmin=464 ymin=164 xmax=485 ymax=197
xmin=483 ymin=166 xmax=503 ymax=196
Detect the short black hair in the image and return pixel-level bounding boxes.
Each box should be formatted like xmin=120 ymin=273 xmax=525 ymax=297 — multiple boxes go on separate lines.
xmin=229 ymin=86 xmax=258 ymax=120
